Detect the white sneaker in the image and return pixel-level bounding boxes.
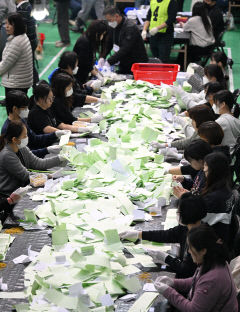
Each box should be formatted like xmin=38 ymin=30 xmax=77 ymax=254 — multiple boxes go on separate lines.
xmin=69 ymin=19 xmax=76 ymax=26
xmin=55 ymin=41 xmax=70 ymax=48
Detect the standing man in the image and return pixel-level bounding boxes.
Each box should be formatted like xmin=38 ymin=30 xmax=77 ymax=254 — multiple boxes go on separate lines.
xmin=71 ymin=0 xmax=105 ymax=33
xmin=55 ymin=0 xmax=71 ymax=47
xmin=16 ymin=0 xmax=39 ymax=85
xmin=142 ymin=0 xmax=177 ymax=63
xmin=0 ymin=0 xmax=16 ymax=60
xmin=103 ymin=6 xmax=148 ymax=74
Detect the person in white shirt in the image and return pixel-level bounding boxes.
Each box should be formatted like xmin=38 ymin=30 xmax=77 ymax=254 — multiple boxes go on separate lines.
xmin=214 ymin=90 xmax=240 ymax=148
xmin=182 ymin=2 xmax=215 ymax=63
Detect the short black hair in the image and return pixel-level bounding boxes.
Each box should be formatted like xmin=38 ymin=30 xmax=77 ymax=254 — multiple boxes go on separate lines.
xmin=184 ymin=139 xmax=213 ymax=162
xmin=5 ymin=90 xmax=29 ymax=115
xmin=58 ymin=51 xmax=78 ymax=70
xmin=103 ymin=6 xmax=121 ymax=16
xmin=188 ymin=104 xmax=215 ymax=128
xmin=33 ymin=80 xmax=51 ymax=101
xmin=7 ymin=13 xmax=26 ymax=36
xmin=198 ymin=121 xmax=224 ymax=145
xmin=178 ymin=193 xmax=207 ymax=225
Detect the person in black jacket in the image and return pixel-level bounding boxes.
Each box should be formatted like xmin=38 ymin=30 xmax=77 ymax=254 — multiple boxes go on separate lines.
xmin=120 ymin=193 xmax=207 ymax=278
xmin=16 ymin=0 xmax=39 ymax=85
xmin=73 ymin=20 xmax=108 ymax=87
xmin=51 ymin=51 xmax=102 ymax=106
xmin=1 ymin=90 xmax=66 ymax=158
xmin=173 ymin=140 xmax=213 ymax=198
xmin=204 ymin=0 xmax=225 ymax=40
xmin=103 ymin=6 xmax=148 ymax=74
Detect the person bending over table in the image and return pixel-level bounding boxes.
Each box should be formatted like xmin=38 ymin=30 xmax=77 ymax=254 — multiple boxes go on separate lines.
xmin=0 ymin=121 xmax=65 ymax=196
xmin=154 ymin=225 xmax=238 ymax=312
xmin=102 ymin=6 xmax=148 ymax=75
xmin=28 ymin=81 xmax=94 ymax=135
xmin=120 ymin=193 xmax=207 ymax=278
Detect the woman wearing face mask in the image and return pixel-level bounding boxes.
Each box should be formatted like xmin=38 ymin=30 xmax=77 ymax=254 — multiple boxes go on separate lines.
xmin=172 ymin=139 xmax=213 ymax=198
xmin=1 ymin=90 xmax=64 ymax=158
xmin=51 ymin=73 xmax=103 ymax=126
xmin=0 ymin=121 xmax=65 ymax=196
xmin=120 ymin=193 xmax=207 ymax=278
xmin=73 ymin=20 xmax=108 ymax=87
xmin=154 ymin=224 xmax=238 ymax=312
xmin=213 ymin=90 xmax=240 ymax=147
xmin=50 ymin=51 xmax=102 ymax=105
xmin=28 ymin=81 xmax=93 ymax=135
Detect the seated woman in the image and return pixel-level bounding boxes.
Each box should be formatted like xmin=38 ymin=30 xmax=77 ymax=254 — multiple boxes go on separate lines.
xmin=1 ymin=90 xmax=64 ymax=158
xmin=28 ymin=81 xmax=93 ymax=135
xmin=198 ymin=121 xmax=231 ymax=161
xmin=214 ymin=90 xmax=240 ymax=148
xmin=73 ymin=20 xmax=108 ymax=87
xmin=174 ymin=64 xmax=226 ymax=110
xmin=50 ymin=51 xmax=105 ymax=104
xmin=172 ymin=139 xmax=212 ymax=197
xmin=0 ymin=121 xmax=64 ymax=196
xmin=120 ymin=193 xmax=207 ymax=278
xmin=182 ymin=2 xmax=215 ymax=63
xmin=154 ymin=224 xmax=238 ymax=312
xmin=51 ymin=73 xmax=103 ymax=126
xmin=187 ymin=52 xmax=229 ymax=92
xmin=152 ymin=104 xmax=215 ymax=151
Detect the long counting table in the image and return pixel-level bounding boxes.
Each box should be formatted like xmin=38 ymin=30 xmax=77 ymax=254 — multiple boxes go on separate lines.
xmin=0 ymin=106 xmax=179 ymax=312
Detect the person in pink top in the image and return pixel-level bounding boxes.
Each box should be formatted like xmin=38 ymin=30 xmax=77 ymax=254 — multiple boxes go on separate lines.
xmin=154 ymin=224 xmax=238 ymax=312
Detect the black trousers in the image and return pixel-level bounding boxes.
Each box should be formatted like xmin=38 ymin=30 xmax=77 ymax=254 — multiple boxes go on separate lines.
xmin=188 ymin=45 xmax=214 ymax=63
xmin=56 ymin=1 xmax=70 ymax=44
xmin=149 ymin=32 xmax=174 ymax=63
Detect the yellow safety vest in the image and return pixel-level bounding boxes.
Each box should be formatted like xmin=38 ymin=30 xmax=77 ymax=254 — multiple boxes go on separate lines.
xmin=149 ymin=0 xmax=171 ymax=33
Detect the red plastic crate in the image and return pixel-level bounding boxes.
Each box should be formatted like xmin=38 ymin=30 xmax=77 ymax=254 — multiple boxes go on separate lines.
xmin=131 ymin=63 xmax=180 ymax=85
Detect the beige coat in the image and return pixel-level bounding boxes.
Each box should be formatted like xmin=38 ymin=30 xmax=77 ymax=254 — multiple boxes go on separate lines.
xmin=0 ymin=34 xmax=33 ymax=89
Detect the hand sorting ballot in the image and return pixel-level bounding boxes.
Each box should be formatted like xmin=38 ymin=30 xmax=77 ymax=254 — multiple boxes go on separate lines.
xmin=173 ymin=185 xmax=189 ymax=198
xmin=55 ymin=130 xmax=71 ymax=138
xmin=146 ymin=249 xmax=168 ymax=264
xmin=47 ymin=145 xmax=62 ymax=155
xmin=150 ymin=141 xmax=167 ymax=151
xmin=154 ymin=275 xmax=174 ymax=294
xmin=7 ymin=185 xmax=32 ymax=204
xmin=91 ymin=114 xmax=104 ymax=123
xmin=78 ymin=127 xmax=92 ymax=133
xmin=119 ymin=230 xmax=141 ymax=241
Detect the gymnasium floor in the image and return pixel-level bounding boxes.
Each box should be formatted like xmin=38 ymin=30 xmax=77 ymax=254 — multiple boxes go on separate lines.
xmin=0 ymin=3 xmax=239 ymax=128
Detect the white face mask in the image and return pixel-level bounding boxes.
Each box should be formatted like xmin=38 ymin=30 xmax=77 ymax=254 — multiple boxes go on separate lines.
xmin=212 ymin=104 xmax=220 ymax=114
xmin=17 ymin=137 xmax=28 ymax=149
xmin=108 ymin=21 xmax=118 ymax=28
xmin=65 ymin=88 xmax=73 ymax=97
xmin=72 ymin=66 xmax=78 ymax=75
xmin=203 ymin=75 xmax=209 ymax=84
xmin=19 ymin=108 xmax=29 ymax=119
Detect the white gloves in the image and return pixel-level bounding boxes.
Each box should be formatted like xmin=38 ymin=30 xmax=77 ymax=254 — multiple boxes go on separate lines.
xmin=149 ymin=27 xmax=159 ymax=36
xmin=98 ymin=99 xmax=110 ymax=105
xmin=55 ymin=130 xmax=71 ymax=138
xmin=58 ymin=155 xmax=66 ymax=162
xmin=141 ymin=30 xmax=147 ymax=40
xmin=173 ymin=115 xmax=188 ymax=128
xmin=98 ymin=57 xmax=105 ymax=68
xmin=119 ymin=230 xmax=141 ymax=241
xmin=47 ymin=145 xmax=62 ymax=154
xmin=154 ymin=276 xmax=174 ymax=294
xmin=146 ymin=249 xmax=168 ymax=264
xmin=78 ymin=127 xmax=92 ymax=133
xmin=7 ymin=185 xmax=32 ymax=204
xmin=159 ymin=148 xmax=182 ymax=160
xmin=150 ymin=141 xmax=168 ymax=151
xmin=172 ymin=85 xmax=185 ymax=97
xmin=91 ymin=114 xmax=104 ymax=123
xmin=90 ymin=79 xmax=102 ymax=91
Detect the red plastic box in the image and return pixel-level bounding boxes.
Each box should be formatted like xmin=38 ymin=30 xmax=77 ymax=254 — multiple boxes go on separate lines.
xmin=131 ymin=63 xmax=180 ymax=85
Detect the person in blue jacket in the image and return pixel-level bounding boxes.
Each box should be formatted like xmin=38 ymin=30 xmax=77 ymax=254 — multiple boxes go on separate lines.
xmin=1 ymin=90 xmax=68 ymax=158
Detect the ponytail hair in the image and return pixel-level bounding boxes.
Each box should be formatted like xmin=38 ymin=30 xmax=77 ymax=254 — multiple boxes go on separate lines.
xmin=0 ymin=121 xmax=25 ymax=152
xmin=188 ymin=224 xmax=229 ymax=275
